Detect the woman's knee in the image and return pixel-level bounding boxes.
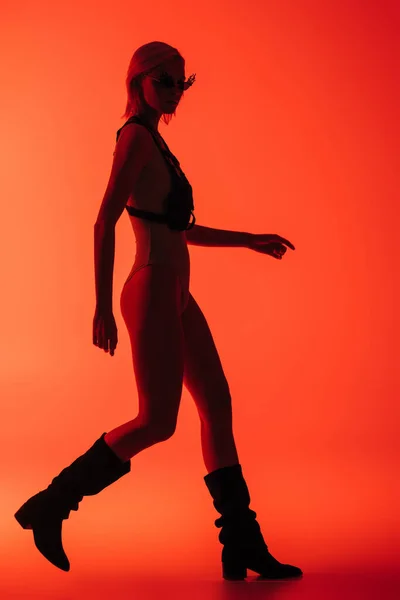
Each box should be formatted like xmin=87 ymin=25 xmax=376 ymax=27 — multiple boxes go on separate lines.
xmin=142 ymin=420 xmax=177 ymax=442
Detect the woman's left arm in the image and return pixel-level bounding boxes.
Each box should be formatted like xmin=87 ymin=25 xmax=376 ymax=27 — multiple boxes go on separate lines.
xmin=185 ymin=224 xmax=252 ymax=247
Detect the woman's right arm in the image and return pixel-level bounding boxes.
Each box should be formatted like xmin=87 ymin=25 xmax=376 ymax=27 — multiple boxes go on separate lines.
xmin=94 ymin=124 xmax=153 ymax=312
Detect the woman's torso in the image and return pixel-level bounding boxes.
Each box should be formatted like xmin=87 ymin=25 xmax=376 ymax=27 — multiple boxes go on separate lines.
xmin=121 ymin=122 xmax=190 ymax=291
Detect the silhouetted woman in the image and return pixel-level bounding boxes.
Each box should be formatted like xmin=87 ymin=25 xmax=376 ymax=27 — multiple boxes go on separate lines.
xmin=15 ymin=41 xmax=302 ymax=580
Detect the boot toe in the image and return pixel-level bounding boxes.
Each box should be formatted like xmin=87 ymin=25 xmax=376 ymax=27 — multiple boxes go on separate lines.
xmin=283 ymin=564 xmax=303 ymax=577
xmin=33 ymin=522 xmax=70 ymax=571
xmin=256 ymin=563 xmax=303 ymax=579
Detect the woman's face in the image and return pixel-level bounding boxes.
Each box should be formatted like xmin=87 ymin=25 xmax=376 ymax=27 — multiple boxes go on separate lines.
xmin=141 ymin=57 xmax=185 ymax=115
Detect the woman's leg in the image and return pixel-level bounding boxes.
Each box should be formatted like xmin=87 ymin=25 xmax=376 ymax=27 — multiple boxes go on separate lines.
xmin=105 ymin=264 xmax=185 ymax=462
xmin=181 ymin=292 xmax=240 ymax=474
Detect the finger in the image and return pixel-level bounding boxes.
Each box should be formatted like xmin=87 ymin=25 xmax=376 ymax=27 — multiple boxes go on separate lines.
xmin=275 ymin=236 xmax=295 ymax=250
xmin=284 ymin=239 xmax=295 ymax=250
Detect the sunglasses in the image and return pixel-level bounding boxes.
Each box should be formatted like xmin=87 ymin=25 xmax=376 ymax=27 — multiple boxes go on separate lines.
xmin=147 ymin=71 xmax=196 ymax=91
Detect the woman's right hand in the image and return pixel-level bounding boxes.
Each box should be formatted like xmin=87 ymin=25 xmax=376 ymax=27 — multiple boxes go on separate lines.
xmin=93 ymin=308 xmax=118 ymax=356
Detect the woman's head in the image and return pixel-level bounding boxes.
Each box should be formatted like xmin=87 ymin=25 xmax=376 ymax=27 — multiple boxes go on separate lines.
xmin=121 ymin=41 xmax=194 ymax=126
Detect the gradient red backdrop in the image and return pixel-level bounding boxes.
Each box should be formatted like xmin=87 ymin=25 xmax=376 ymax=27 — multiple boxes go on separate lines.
xmin=2 ymin=0 xmax=399 ymax=594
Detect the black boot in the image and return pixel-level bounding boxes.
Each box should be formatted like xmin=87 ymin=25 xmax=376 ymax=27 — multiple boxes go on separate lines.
xmin=14 ymin=432 xmax=131 ymax=572
xmin=204 ymin=464 xmax=303 ymax=580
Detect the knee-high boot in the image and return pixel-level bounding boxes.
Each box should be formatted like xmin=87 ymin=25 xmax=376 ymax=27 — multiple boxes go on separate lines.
xmin=14 ymin=432 xmax=131 ymax=572
xmin=204 ymin=464 xmax=303 ymax=580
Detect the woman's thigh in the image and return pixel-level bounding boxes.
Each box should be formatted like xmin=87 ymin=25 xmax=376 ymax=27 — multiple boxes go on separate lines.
xmin=181 ymin=292 xmax=232 ymax=426
xmin=120 ymin=264 xmax=185 ymax=433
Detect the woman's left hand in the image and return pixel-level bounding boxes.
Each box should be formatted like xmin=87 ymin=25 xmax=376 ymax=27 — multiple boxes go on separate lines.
xmin=246 ymin=233 xmax=295 ymax=259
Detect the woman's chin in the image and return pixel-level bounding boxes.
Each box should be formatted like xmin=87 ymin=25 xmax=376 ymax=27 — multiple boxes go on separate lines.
xmin=164 ymin=104 xmax=178 ymax=114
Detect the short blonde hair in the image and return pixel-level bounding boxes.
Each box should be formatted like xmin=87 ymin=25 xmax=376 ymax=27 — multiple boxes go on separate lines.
xmin=121 ymin=41 xmax=184 ymax=126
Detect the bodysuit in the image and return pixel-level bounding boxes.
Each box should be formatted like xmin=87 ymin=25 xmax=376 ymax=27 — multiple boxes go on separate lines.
xmin=115 ymin=115 xmax=196 ymax=314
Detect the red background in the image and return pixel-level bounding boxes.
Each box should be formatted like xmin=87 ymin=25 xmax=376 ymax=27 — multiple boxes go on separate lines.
xmin=2 ymin=0 xmax=399 ymax=593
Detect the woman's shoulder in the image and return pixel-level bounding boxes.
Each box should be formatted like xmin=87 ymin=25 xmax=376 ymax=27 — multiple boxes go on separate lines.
xmin=116 ymin=116 xmax=154 ymax=142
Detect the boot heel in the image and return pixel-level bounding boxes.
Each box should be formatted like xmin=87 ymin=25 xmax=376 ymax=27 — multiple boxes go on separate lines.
xmin=14 ymin=505 xmax=33 ymax=530
xmin=222 ymin=560 xmax=247 ymax=580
